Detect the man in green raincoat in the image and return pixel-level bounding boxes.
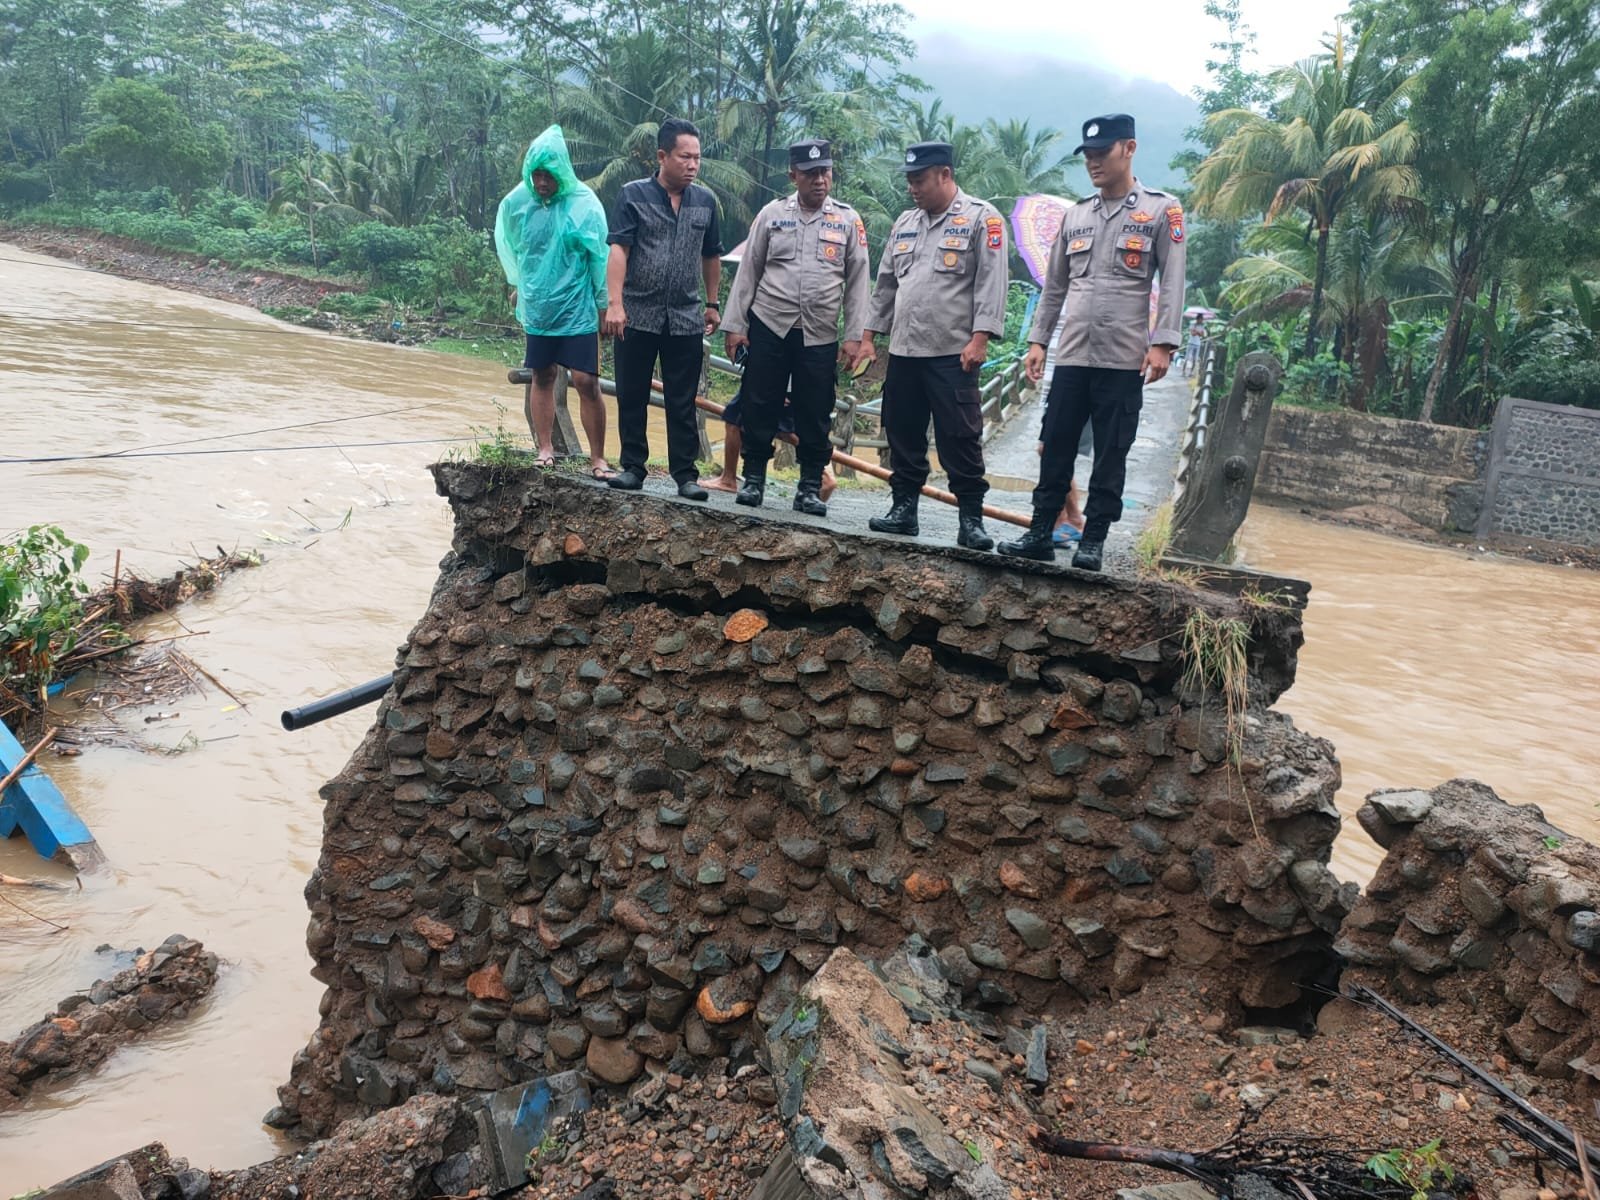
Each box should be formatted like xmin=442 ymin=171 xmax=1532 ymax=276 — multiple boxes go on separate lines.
xmin=494 ymin=125 xmax=613 ymax=475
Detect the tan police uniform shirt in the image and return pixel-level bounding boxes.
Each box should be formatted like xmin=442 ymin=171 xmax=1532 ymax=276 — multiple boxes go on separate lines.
xmin=1029 ymin=179 xmax=1186 ymax=371
xmin=864 ymin=189 xmax=1009 ymax=358
xmin=720 ymin=194 xmax=871 ymax=347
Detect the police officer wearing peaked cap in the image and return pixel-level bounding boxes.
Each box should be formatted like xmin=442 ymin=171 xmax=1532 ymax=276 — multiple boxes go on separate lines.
xmin=720 ymin=137 xmax=871 ymax=517
xmin=852 ymin=141 xmax=1010 ymax=551
xmin=999 ymin=113 xmax=1186 ymax=571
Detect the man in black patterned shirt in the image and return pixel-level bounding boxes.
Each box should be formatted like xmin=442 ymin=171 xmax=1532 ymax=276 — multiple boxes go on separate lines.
xmin=603 ymin=117 xmax=724 ymax=499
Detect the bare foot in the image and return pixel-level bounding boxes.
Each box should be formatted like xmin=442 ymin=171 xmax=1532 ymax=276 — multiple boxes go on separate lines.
xmin=699 ymin=474 xmax=739 ymax=493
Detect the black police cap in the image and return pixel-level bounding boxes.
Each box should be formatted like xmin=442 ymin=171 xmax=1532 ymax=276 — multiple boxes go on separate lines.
xmin=900 ymin=141 xmax=954 ymax=173
xmin=1074 ymin=114 xmax=1136 ymax=155
xmin=789 ymin=139 xmax=832 ymax=170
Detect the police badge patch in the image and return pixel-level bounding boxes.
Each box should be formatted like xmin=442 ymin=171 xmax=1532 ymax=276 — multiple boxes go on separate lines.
xmin=1166 ymin=205 xmax=1185 ymax=243
xmin=985 ymin=216 xmax=1004 ymax=250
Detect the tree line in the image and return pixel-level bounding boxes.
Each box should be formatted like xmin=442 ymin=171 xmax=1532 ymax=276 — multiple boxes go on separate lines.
xmin=0 ymin=0 xmax=1074 ymax=322
xmin=1185 ymin=0 xmax=1600 ymax=425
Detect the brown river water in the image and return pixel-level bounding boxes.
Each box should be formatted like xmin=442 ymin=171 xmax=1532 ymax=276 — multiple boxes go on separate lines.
xmin=1 ymin=243 xmax=1597 ymax=1185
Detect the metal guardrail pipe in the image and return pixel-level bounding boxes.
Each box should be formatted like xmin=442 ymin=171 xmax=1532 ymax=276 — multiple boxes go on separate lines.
xmin=1173 ymin=339 xmax=1221 ymax=504
xmin=281 ymin=674 xmax=394 ymax=731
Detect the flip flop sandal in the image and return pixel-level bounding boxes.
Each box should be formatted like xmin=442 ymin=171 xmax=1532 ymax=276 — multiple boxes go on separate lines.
xmin=590 ymin=466 xmax=617 ymax=481
xmin=1052 ymin=525 xmax=1083 ymax=545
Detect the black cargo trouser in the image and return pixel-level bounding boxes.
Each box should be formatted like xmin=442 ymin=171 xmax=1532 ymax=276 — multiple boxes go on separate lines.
xmin=614 ymin=327 xmax=704 ymax=483
xmin=881 ymin=354 xmax=989 ymax=502
xmin=740 ymin=315 xmax=837 ymax=479
xmin=1034 ymin=366 xmax=1143 ymax=539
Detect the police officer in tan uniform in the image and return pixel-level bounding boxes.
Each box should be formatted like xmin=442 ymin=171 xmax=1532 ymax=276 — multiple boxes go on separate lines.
xmin=721 ymin=138 xmax=871 ymax=516
xmin=853 ymin=141 xmax=1009 ymax=551
xmin=1000 ymin=113 xmax=1186 ymax=571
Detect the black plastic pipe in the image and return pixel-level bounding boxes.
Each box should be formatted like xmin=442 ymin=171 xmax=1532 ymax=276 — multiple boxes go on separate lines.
xmin=280 ymin=673 xmax=393 ymax=731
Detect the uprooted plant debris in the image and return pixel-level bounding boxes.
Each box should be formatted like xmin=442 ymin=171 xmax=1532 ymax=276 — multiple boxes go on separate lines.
xmin=1 ymin=546 xmax=258 ymax=742
xmin=1033 ymin=1114 xmax=1474 ymax=1199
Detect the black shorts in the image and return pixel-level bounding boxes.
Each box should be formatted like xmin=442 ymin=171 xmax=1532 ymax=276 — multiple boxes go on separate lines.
xmin=524 ymin=332 xmax=599 ymax=375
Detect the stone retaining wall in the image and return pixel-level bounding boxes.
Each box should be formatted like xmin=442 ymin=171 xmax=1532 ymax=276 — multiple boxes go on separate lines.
xmin=1256 ymin=407 xmax=1485 ymax=530
xmin=272 ymin=466 xmax=1351 ymax=1138
xmin=1337 ymin=779 xmax=1600 ymax=1084
xmin=1480 ymin=397 xmax=1600 ymax=548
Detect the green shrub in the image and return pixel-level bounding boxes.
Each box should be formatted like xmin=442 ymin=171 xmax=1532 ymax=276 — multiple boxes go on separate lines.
xmin=1505 ymin=356 xmax=1600 ymax=411
xmin=316 ymin=291 xmax=389 ymax=318
xmin=0 ymin=167 xmax=53 ymax=207
xmin=337 ymin=221 xmax=427 ymax=282
xmin=1280 ymin=352 xmax=1352 ymax=408
xmin=1 ymin=525 xmax=90 ymax=693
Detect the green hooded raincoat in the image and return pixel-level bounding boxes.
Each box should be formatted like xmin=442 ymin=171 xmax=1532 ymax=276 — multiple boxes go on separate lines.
xmin=494 ymin=125 xmax=608 ymax=337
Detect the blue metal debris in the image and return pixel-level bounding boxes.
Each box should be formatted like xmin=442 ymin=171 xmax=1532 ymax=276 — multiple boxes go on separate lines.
xmin=474 ymin=1070 xmax=592 ymax=1191
xmin=0 ymin=718 xmax=102 ymax=869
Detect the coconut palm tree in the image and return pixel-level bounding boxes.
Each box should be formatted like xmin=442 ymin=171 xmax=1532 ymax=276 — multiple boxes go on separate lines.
xmin=555 ymin=29 xmax=755 ymax=224
xmin=1221 ymin=209 xmax=1449 ymax=408
xmin=1191 ymin=25 xmax=1420 ymax=358
xmin=979 ymin=117 xmax=1077 ymax=203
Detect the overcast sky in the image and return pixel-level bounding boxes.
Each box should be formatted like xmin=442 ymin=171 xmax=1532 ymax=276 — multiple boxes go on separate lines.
xmin=903 ymin=0 xmax=1353 ymax=95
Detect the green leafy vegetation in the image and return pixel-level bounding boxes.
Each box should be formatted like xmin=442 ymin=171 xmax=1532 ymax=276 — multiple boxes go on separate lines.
xmin=0 ymin=0 xmax=1085 ymax=361
xmin=1179 ymin=607 xmax=1256 ymax=833
xmin=523 ymin=1129 xmax=560 ymax=1171
xmin=1 ymin=525 xmax=91 ymax=698
xmin=1133 ymin=501 xmax=1176 ymax=574
xmin=1365 ymin=1138 xmax=1455 ymax=1200
xmin=1180 ymin=0 xmax=1600 ymax=426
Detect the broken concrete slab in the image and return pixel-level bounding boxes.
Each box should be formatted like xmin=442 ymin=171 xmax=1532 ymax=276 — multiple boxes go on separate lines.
xmin=767 ymin=946 xmax=1013 ymax=1200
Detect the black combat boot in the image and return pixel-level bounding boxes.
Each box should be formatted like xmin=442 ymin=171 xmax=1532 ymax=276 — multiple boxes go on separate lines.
xmin=998 ymin=507 xmax=1057 ymax=562
xmin=956 ymin=498 xmax=994 ymax=551
xmin=868 ymin=492 xmax=919 ymax=536
xmin=735 ymin=466 xmax=766 ymax=508
xmin=792 ymin=472 xmax=827 ymax=516
xmin=1072 ymin=537 xmax=1105 ymax=572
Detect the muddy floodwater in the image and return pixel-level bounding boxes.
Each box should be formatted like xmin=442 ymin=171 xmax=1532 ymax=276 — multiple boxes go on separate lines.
xmin=1 ymin=243 xmax=1598 ymax=1185
xmin=1236 ymin=506 xmax=1600 ymax=881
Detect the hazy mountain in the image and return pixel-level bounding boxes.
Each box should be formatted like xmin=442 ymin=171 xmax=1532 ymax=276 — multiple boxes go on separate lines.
xmin=910 ymin=36 xmax=1201 ymax=193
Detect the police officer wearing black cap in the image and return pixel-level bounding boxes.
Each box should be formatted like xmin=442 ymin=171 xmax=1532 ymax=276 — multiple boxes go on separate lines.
xmin=999 ymin=113 xmax=1186 ymax=571
xmin=720 ymin=138 xmax=871 ymax=516
xmin=853 ymin=141 xmax=1009 ymax=551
